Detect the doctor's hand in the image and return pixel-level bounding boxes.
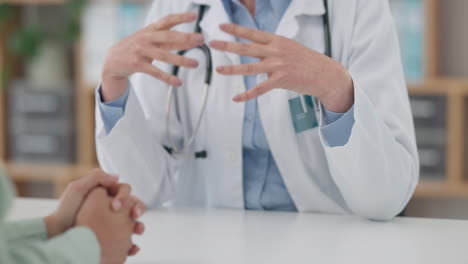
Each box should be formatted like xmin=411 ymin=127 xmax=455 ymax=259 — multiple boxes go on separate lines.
xmin=101 ymin=12 xmax=205 ymax=102
xmin=44 ymin=169 xmax=146 ymax=250
xmin=76 ymin=187 xmax=136 ymax=264
xmin=210 ymin=24 xmax=354 ymax=113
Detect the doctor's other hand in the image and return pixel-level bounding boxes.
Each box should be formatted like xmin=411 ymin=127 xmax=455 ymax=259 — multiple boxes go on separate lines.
xmin=210 ymin=24 xmax=354 ymax=113
xmin=101 ymin=12 xmax=205 ymax=102
xmin=76 ymin=187 xmax=136 ymax=264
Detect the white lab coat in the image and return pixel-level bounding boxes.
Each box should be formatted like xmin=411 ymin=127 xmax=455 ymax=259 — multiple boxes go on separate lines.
xmin=96 ymin=0 xmax=419 ymax=220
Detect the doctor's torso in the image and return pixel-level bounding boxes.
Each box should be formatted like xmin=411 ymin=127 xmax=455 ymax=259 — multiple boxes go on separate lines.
xmin=96 ymin=0 xmax=417 ymax=219
xmin=125 ymin=0 xmax=350 ymax=212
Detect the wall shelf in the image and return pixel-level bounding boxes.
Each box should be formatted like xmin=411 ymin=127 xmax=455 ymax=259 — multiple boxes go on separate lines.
xmin=408 ymin=79 xmax=467 ymax=95
xmin=4 ymin=162 xmax=89 ymax=197
xmin=1 ymin=0 xmax=148 ymax=4
xmin=2 ymin=0 xmax=64 ymax=4
xmin=415 ymin=182 xmax=468 ymax=198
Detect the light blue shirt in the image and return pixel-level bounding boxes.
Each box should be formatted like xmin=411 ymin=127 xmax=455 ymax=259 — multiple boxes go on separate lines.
xmin=98 ymin=0 xmax=355 ymax=211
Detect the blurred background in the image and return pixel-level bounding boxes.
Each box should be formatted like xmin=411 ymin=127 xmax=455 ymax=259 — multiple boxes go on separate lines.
xmin=0 ymin=0 xmax=467 ymax=219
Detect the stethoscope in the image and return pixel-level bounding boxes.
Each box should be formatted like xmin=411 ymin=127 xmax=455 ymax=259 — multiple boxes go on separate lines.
xmin=164 ymin=0 xmax=331 ymax=159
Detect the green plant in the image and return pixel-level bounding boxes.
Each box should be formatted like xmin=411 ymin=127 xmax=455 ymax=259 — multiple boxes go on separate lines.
xmin=0 ymin=1 xmax=88 ymax=88
xmin=63 ymin=0 xmax=87 ymax=43
xmin=9 ymin=26 xmax=45 ymax=61
xmin=0 ymin=4 xmax=14 ymax=29
xmin=0 ymin=4 xmax=14 ymax=88
xmin=0 ymin=68 xmax=10 ymax=90
xmin=0 ymin=1 xmax=87 ymax=88
xmin=6 ymin=0 xmax=88 ymax=61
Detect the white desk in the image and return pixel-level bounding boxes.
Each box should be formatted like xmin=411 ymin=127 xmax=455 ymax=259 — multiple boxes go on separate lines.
xmin=8 ymin=198 xmax=468 ymax=264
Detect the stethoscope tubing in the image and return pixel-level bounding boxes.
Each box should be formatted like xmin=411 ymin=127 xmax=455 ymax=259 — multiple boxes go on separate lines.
xmin=165 ymin=0 xmax=330 ymax=159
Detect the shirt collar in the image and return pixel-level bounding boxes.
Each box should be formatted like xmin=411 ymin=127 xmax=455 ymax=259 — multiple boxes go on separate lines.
xmin=188 ymin=0 xmax=326 ymax=49
xmin=264 ymin=0 xmax=291 ymax=19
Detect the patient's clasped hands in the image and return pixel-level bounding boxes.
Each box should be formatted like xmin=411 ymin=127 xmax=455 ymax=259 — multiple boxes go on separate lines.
xmin=44 ymin=169 xmax=146 ymax=264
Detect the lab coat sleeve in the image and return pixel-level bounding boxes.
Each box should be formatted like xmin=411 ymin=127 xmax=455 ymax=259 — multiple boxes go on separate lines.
xmin=98 ymin=86 xmax=130 ymax=134
xmin=96 ymin=81 xmax=182 ymax=208
xmin=95 ymin=1 xmax=184 ymax=208
xmin=1 ymin=219 xmax=100 ymax=264
xmin=319 ymin=0 xmax=419 ymax=220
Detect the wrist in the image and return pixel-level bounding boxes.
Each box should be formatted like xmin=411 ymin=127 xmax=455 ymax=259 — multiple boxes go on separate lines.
xmin=320 ymin=64 xmax=354 ymax=113
xmin=44 ymin=214 xmax=66 ymax=238
xmin=101 ymin=69 xmax=129 ymax=103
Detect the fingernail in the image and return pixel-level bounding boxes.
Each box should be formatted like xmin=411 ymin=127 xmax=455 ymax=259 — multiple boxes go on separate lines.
xmin=189 ymin=60 xmax=199 ymax=67
xmin=175 ymin=79 xmax=182 ymax=87
xmin=135 ymin=208 xmax=143 ymax=218
xmin=112 ymin=200 xmax=122 ymax=211
xmin=194 ymin=34 xmax=204 ymax=44
xmin=109 ymin=174 xmax=119 ymax=180
xmin=217 ymin=66 xmax=224 ymax=72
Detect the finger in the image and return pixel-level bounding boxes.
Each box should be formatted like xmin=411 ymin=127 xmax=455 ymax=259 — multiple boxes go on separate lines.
xmin=152 ymin=31 xmax=204 ymax=46
xmin=209 ymin=40 xmax=273 ymax=58
xmin=134 ymin=221 xmax=145 ymax=235
xmin=153 ymin=12 xmax=197 ymax=30
xmin=155 ymin=41 xmax=203 ymax=51
xmin=140 ymin=63 xmax=182 ymax=87
xmin=98 ymin=173 xmax=120 ymax=188
xmin=130 ymin=198 xmax=146 ymax=220
xmin=112 ymin=184 xmax=132 ymax=211
xmin=232 ymin=73 xmax=284 ymax=102
xmin=220 ymin=23 xmax=274 ymax=44
xmin=216 ymin=62 xmax=276 ymax=76
xmin=128 ymin=244 xmax=140 ymax=256
xmin=106 ymin=183 xmax=120 ymax=197
xmin=141 ymin=48 xmax=199 ymax=68
xmin=71 ymin=169 xmax=118 ymax=197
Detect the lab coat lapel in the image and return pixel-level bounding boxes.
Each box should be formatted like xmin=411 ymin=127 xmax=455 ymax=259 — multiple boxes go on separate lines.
xmin=276 ymin=0 xmax=326 ymax=38
xmin=190 ymin=0 xmax=241 ymax=65
xmin=188 ymin=0 xmax=245 ymax=208
xmin=258 ymin=0 xmax=342 ymax=212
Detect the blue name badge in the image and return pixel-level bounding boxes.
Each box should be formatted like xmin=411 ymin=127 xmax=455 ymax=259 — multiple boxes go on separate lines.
xmin=288 ymin=95 xmax=318 ymax=134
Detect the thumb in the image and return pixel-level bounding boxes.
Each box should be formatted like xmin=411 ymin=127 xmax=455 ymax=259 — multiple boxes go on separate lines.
xmin=99 ymin=173 xmax=120 ymax=188
xmin=78 ymin=169 xmax=119 ymax=198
